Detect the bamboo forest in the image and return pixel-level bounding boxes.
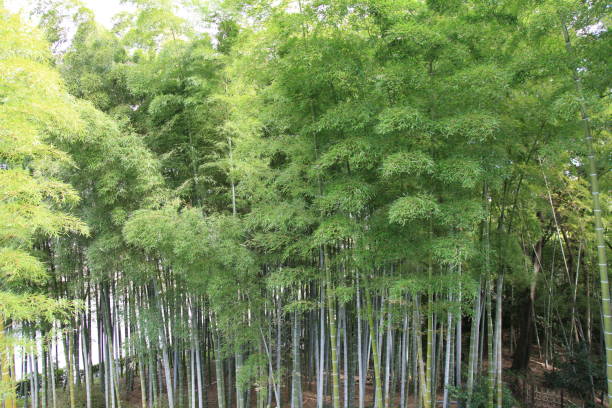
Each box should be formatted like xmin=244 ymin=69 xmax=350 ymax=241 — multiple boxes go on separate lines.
xmin=0 ymin=0 xmax=610 ymax=407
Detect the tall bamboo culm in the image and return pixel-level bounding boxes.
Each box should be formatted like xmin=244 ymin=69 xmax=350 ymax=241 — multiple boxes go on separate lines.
xmin=561 ymin=21 xmax=611 ymax=407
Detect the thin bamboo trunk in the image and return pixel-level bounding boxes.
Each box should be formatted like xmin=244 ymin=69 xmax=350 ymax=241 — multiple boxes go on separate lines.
xmin=495 ymin=276 xmax=503 ymax=408
xmin=257 ymin=339 xmax=268 ymax=408
xmin=487 ymin=282 xmax=494 ymax=408
xmin=81 ymin=324 xmax=92 ymax=408
xmin=327 ymin=279 xmax=341 ymax=408
xmin=561 ymin=21 xmax=611 ymax=407
xmin=259 ymin=322 xmax=279 ymax=407
xmin=400 ymin=312 xmax=408 ymax=408
xmin=213 ymin=326 xmax=226 ymax=408
xmin=190 ymin=348 xmax=196 ymax=408
xmin=443 ymin=300 xmax=453 ymax=408
xmin=415 ymin=297 xmax=431 ymax=408
xmin=467 ymin=281 xmax=482 ymax=406
xmin=455 ymin=265 xmax=462 ymax=393
xmin=50 ymin=334 xmax=57 ymax=408
xmin=384 ymin=312 xmax=392 ymax=408
xmin=194 ymin=319 xmax=205 ymax=408
xmin=152 ymin=282 xmax=173 ymax=408
xmin=426 ymin=289 xmax=433 ymax=406
xmin=236 ymin=351 xmax=245 ymax=408
xmin=1 ymin=320 xmax=16 ymax=408
xmin=367 ymin=290 xmax=384 ymax=408
xmin=292 ymin=308 xmax=303 ymax=408
xmin=341 ymin=305 xmax=349 ymax=408
xmin=317 ymin=284 xmax=325 ymax=408
xmin=356 ymin=275 xmax=365 ymax=408
xmin=104 ymin=292 xmax=122 ymax=408
xmin=67 ymin=330 xmax=76 ymax=408
xmin=41 ymin=346 xmax=47 ymax=408
xmin=275 ymin=294 xmax=282 ymax=408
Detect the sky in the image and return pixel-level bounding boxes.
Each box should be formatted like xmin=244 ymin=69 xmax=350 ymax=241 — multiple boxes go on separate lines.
xmin=80 ymin=0 xmax=134 ymax=28
xmin=6 ymin=0 xmax=213 ymax=39
xmin=6 ymin=0 xmax=133 ymax=28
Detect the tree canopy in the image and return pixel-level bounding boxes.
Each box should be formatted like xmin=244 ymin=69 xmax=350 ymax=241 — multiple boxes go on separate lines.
xmin=0 ymin=1 xmax=609 ymax=407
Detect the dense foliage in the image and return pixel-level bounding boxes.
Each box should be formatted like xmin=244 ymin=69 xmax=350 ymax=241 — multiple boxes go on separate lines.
xmin=0 ymin=1 xmax=609 ymax=408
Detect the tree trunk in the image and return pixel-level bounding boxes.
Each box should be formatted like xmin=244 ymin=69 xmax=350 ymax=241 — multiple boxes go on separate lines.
xmin=560 ymin=21 xmax=611 ymax=407
xmin=213 ymin=326 xmax=226 ymax=408
xmin=292 ymin=308 xmax=303 ymax=408
xmin=384 ymin=312 xmax=392 ymax=408
xmin=467 ymin=281 xmax=482 ymax=404
xmin=495 ymin=276 xmax=504 ymax=408
xmin=356 ymin=275 xmax=365 ymax=408
xmin=400 ymin=312 xmax=407 ymax=408
xmin=443 ymin=301 xmax=453 ymax=408
xmin=367 ymin=290 xmax=384 ymax=408
xmin=327 ymin=280 xmax=341 ymax=408
xmin=415 ymin=297 xmax=431 ymax=408
xmin=67 ymin=329 xmax=76 ymax=408
xmin=512 ymin=235 xmax=544 ymax=370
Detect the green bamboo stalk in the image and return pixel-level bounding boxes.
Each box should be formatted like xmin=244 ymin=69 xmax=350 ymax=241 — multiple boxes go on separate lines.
xmin=495 ymin=276 xmax=503 ymax=408
xmin=367 ymin=290 xmax=384 ymax=408
xmin=414 ymin=297 xmax=431 ymax=408
xmin=327 ymin=282 xmax=341 ymax=408
xmin=560 ymin=21 xmax=611 ymax=407
xmin=467 ymin=280 xmax=481 ymax=407
xmin=486 ymin=281 xmax=494 ymax=408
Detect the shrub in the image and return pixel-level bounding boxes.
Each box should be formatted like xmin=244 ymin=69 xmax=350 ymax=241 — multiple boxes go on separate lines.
xmin=544 ymin=344 xmax=606 ymax=407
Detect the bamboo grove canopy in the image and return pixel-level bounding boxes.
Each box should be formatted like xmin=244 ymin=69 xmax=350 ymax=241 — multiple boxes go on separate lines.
xmin=0 ymin=1 xmax=609 ymax=408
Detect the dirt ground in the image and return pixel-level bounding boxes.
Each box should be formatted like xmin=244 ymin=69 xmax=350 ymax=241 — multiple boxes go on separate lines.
xmin=115 ymin=346 xmax=600 ymax=407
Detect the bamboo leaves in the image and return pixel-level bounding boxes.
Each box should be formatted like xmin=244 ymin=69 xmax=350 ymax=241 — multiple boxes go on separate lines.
xmin=388 ymin=194 xmax=440 ymax=226
xmin=0 ymin=14 xmax=87 ymax=399
xmin=381 ymin=151 xmax=435 ymax=178
xmin=1 ymin=1 xmax=609 ymax=407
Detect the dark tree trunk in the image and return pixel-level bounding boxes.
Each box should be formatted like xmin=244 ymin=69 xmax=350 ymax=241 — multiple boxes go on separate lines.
xmin=512 ymin=289 xmax=534 ymax=370
xmin=512 ymin=233 xmax=546 ymax=370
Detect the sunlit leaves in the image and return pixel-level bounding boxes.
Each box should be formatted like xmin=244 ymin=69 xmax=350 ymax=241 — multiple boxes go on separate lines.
xmin=315 ymin=179 xmax=373 ymax=215
xmin=441 ymin=64 xmax=509 ymax=109
xmin=518 ymin=1 xmax=567 ymax=39
xmin=0 ymin=202 xmax=86 ymax=244
xmin=318 ymin=137 xmax=381 ymax=171
xmin=0 ymin=248 xmax=47 ymax=285
xmin=438 ymin=199 xmax=485 ymax=230
xmin=429 ymin=234 xmax=477 ymax=266
xmin=247 ymin=201 xmax=315 ymax=233
xmin=63 ymin=101 xmax=164 ymax=212
xmin=0 ymin=169 xmax=79 ymax=205
xmin=148 ymin=94 xmax=184 ymax=122
xmin=441 ymin=112 xmax=500 ymax=143
xmin=332 ymin=284 xmax=354 ymax=304
xmin=434 ymin=159 xmax=483 ymax=189
xmin=312 ymin=216 xmax=360 ymax=247
xmin=381 ymin=151 xmax=434 ymax=178
xmin=385 ymin=20 xmax=447 ymax=58
xmin=124 ymin=204 xmax=255 ymax=284
xmin=0 ymin=8 xmax=88 ymax=250
xmin=308 ymin=100 xmax=375 ymax=134
xmin=123 ymin=207 xmax=171 ymax=251
xmin=375 ymin=105 xmax=431 ymax=136
xmin=266 ymin=267 xmax=317 ymax=289
xmin=388 ymin=194 xmax=440 ymax=226
xmin=0 ymin=10 xmax=50 ymax=61
xmin=0 ymin=291 xmax=77 ymax=322
xmin=118 ymin=0 xmax=192 ymax=50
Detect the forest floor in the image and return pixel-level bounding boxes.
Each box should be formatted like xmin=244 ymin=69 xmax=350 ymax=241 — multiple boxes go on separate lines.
xmin=33 ymin=346 xmax=598 ymax=408
xmin=502 ymin=345 xmax=602 ymax=408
